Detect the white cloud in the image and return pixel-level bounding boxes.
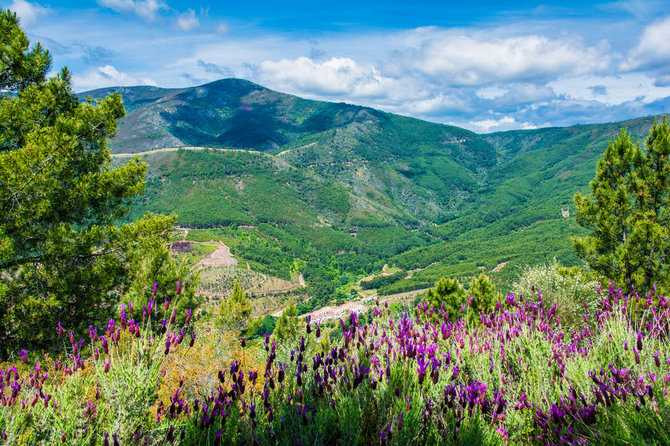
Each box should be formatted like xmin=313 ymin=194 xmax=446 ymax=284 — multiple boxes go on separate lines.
xmin=549 ymin=73 xmax=670 ymax=105
xmin=71 ymin=65 xmax=157 ymax=91
xmin=406 ymin=34 xmax=610 ymax=86
xmin=476 ymin=86 xmax=508 ymax=100
xmin=623 ymin=16 xmax=670 ymax=70
xmin=468 ymin=116 xmax=536 ymax=133
xmin=29 ymin=6 xmax=670 ymax=132
xmin=97 ymin=0 xmax=166 ymax=22
xmin=175 ymin=9 xmax=199 ymax=32
xmin=9 ymin=0 xmax=49 ymax=27
xmin=216 ymin=22 xmax=229 ymax=34
xmin=404 ymin=93 xmax=471 ymax=115
xmin=256 ymin=56 xmax=398 ymax=99
xmin=621 ymin=15 xmax=670 ymax=85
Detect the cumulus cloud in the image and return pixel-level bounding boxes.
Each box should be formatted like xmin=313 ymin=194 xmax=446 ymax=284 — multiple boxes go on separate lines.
xmin=175 ymin=9 xmax=199 ymax=32
xmin=39 ymin=7 xmax=669 ymax=132
xmin=404 ymin=93 xmax=472 ymax=115
xmin=468 ymin=116 xmax=536 ymax=133
xmin=256 ymin=56 xmax=398 ymax=99
xmin=476 ymin=86 xmax=507 ymax=100
xmin=97 ymin=0 xmax=166 ymax=22
xmin=9 ymin=0 xmax=49 ymax=27
xmin=71 ymin=65 xmax=157 ymax=92
xmin=622 ymin=16 xmax=670 ymax=86
xmin=622 ymin=15 xmax=670 ymax=70
xmin=404 ymin=34 xmax=610 ymax=86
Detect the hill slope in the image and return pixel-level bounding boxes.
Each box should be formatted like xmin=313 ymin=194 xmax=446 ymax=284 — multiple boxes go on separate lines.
xmin=92 ymin=79 xmax=661 ymax=299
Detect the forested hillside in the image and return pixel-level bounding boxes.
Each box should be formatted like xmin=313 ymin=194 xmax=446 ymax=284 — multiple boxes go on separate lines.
xmin=94 ymin=80 xmax=660 ymax=297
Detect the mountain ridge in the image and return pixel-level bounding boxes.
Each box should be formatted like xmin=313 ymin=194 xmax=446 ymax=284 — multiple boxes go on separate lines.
xmin=95 ymin=78 xmax=663 ymax=297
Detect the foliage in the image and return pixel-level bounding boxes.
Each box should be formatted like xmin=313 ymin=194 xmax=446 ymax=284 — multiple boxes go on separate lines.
xmin=273 ymin=300 xmax=299 ymax=342
xmin=466 ymin=273 xmax=500 ymax=324
xmin=218 ymin=279 xmax=252 ymax=333
xmin=423 ymin=277 xmax=466 ymax=322
xmin=574 ymin=119 xmax=670 ymax=294
xmin=360 ymin=271 xmax=406 ymax=290
xmin=123 ymin=239 xmax=202 ymax=328
xmin=512 ymin=261 xmax=602 ymax=329
xmin=0 ymin=281 xmax=196 ymax=444
xmin=2 ymin=279 xmax=670 ymax=445
xmin=255 ymin=315 xmax=277 ymax=338
xmin=0 ymin=10 xmax=172 ymax=356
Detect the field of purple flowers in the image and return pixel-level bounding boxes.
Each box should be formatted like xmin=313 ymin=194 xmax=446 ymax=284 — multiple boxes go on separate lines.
xmin=1 ymin=281 xmax=669 ymax=445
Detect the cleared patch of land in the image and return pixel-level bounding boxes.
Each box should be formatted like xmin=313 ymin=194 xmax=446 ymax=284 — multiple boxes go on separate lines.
xmin=197 ymin=243 xmax=238 ymax=268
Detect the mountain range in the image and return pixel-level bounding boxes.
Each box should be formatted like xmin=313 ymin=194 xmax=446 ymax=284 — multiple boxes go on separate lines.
xmin=85 ymin=78 xmax=661 ymax=296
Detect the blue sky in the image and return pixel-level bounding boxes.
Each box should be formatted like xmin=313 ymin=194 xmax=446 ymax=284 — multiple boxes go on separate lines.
xmin=4 ymin=0 xmax=670 ymax=133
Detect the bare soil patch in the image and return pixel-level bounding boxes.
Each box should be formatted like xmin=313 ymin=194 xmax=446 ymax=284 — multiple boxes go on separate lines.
xmin=197 ymin=243 xmax=238 ymax=267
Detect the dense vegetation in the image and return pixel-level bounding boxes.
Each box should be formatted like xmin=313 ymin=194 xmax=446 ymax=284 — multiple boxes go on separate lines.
xmin=102 ymin=80 xmax=662 ymax=300
xmin=3 ymin=8 xmax=670 ymax=445
xmin=0 ymin=9 xmax=180 ymax=356
xmin=2 ymin=280 xmax=670 ymax=445
xmin=574 ymin=121 xmax=670 ymax=294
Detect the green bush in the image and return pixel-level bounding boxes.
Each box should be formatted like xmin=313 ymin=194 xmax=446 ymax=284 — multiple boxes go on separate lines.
xmin=512 ymin=261 xmax=602 ymax=328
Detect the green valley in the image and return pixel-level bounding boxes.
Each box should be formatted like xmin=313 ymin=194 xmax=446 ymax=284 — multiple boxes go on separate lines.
xmin=95 ymin=79 xmax=660 ymax=307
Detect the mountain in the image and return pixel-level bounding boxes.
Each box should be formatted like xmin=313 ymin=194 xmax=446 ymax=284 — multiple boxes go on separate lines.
xmin=88 ymin=79 xmax=661 ymax=298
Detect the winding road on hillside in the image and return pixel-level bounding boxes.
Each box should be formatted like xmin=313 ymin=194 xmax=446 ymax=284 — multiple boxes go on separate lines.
xmin=111 ymin=146 xmax=261 ymax=158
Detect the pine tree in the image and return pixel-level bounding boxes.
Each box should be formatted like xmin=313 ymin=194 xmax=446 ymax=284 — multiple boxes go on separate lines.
xmin=425 ymin=277 xmax=466 ymax=321
xmin=574 ymin=118 xmax=670 ymax=294
xmin=0 ymin=10 xmax=173 ymax=353
xmin=273 ymin=300 xmax=299 ymax=342
xmin=218 ymin=279 xmax=252 ymax=333
xmin=467 ymin=273 xmax=499 ymax=324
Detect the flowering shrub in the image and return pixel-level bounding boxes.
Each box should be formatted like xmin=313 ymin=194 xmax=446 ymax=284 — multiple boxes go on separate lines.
xmin=1 ymin=281 xmax=669 ymax=445
xmin=512 ymin=261 xmax=602 ymax=329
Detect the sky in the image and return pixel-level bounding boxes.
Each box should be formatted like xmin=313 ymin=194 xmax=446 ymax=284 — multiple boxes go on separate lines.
xmin=3 ymin=0 xmax=670 ymax=133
